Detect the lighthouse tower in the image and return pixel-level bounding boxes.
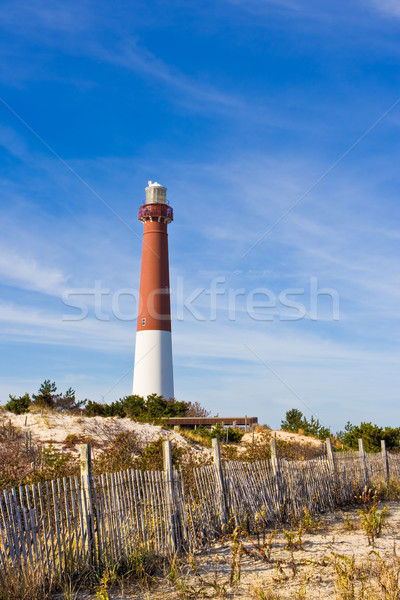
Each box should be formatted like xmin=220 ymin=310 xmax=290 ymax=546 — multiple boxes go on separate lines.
xmin=132 ymin=181 xmax=174 ymax=399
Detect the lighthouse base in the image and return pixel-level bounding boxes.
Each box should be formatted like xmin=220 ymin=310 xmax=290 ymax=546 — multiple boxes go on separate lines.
xmin=132 ymin=330 xmax=174 ymax=400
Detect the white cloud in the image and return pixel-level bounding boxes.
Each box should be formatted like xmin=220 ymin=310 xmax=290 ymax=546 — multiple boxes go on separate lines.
xmin=0 ymin=4 xmax=288 ymax=125
xmin=369 ymin=0 xmax=400 ymax=18
xmin=0 ymin=125 xmax=28 ymax=158
xmin=225 ymin=0 xmax=301 ymax=11
xmin=0 ymin=1 xmax=242 ymax=116
xmin=0 ymin=0 xmax=94 ymax=36
xmin=0 ymin=301 xmax=134 ymax=349
xmin=0 ymin=249 xmax=68 ymax=295
xmin=172 ymin=319 xmax=399 ymax=366
xmin=95 ymin=41 xmax=243 ymax=115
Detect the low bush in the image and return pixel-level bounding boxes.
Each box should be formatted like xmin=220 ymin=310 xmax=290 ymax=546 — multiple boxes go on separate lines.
xmin=338 ymin=421 xmax=400 ymax=452
xmin=5 ymin=393 xmax=31 ymax=415
xmin=356 ymin=487 xmax=388 ymax=546
xmin=94 ymin=431 xmax=141 ymax=473
xmin=84 ymin=394 xmax=207 ymax=424
xmin=193 ymin=423 xmax=244 ymax=443
xmin=177 ymin=427 xmax=213 ymax=447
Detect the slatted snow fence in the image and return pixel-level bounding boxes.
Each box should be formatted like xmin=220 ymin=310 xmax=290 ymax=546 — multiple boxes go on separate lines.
xmin=0 ymin=438 xmax=399 ymax=583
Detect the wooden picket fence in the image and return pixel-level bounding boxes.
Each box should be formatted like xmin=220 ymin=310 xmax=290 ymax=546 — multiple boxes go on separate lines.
xmin=0 ymin=437 xmax=399 ymax=584
xmin=0 ymin=442 xmax=192 ymax=580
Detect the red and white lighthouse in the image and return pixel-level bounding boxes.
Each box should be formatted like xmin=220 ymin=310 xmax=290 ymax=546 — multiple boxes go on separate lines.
xmin=132 ymin=181 xmax=174 ymax=399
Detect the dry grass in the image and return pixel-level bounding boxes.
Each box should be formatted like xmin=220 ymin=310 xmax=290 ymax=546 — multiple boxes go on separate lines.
xmin=2 ymin=503 xmax=400 ymax=599
xmin=94 ymin=502 xmax=400 ymax=600
xmin=0 ymin=564 xmax=53 ymax=600
xmin=175 ymin=427 xmax=213 ymax=447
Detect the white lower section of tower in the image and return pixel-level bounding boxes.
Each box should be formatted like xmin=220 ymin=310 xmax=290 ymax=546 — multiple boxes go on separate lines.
xmin=132 ymin=329 xmax=174 ymax=399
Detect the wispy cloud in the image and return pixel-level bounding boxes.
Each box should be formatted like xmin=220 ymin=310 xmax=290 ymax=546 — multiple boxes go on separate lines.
xmin=0 ymin=3 xmax=287 ymax=125
xmin=95 ymin=41 xmax=243 ymax=114
xmin=0 ymin=0 xmax=94 ymax=36
xmin=224 ymin=0 xmax=400 ymax=23
xmin=0 ymin=249 xmax=68 ymax=295
xmin=0 ymin=124 xmax=28 ymax=158
xmin=225 ymin=0 xmax=301 ymax=12
xmin=0 ymin=1 xmax=242 ymax=115
xmin=0 ymin=301 xmax=133 ymax=349
xmin=369 ymin=0 xmax=400 ymax=18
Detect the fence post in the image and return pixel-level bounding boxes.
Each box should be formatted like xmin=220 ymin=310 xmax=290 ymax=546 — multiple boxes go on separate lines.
xmin=270 ymin=435 xmax=283 ymax=510
xmin=163 ymin=440 xmax=177 ymax=552
xmin=381 ymin=439 xmax=390 ymax=484
xmin=358 ymin=439 xmax=368 ymax=487
xmin=326 ymin=437 xmax=336 ymax=475
xmin=79 ymin=443 xmax=95 ymax=561
xmin=212 ymin=438 xmax=228 ymax=524
xmin=270 ymin=435 xmax=281 ymax=478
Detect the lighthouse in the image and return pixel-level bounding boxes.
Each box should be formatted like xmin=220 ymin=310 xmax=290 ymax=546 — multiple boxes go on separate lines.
xmin=132 ymin=181 xmax=174 ymax=399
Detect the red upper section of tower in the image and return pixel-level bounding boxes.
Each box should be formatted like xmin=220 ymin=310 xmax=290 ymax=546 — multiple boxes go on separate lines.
xmin=139 ymin=203 xmax=173 ymax=224
xmin=136 ymin=198 xmax=173 ymax=333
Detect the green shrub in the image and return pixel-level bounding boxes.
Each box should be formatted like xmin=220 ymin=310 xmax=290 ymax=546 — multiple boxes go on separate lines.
xmin=85 ymin=399 xmax=126 ymax=417
xmin=39 ymin=444 xmax=75 ymax=480
xmin=85 ymin=394 xmax=190 ymax=423
xmin=356 ymin=487 xmax=388 ymax=545
xmin=133 ymin=438 xmax=184 ymax=471
xmin=192 ymin=423 xmax=243 ymax=443
xmin=94 ymin=434 xmax=186 ymax=474
xmin=5 ymin=393 xmax=31 ymax=414
xmin=338 ymin=421 xmax=400 ymax=452
xmin=94 ymin=431 xmax=140 ymax=473
xmin=281 ymin=408 xmax=330 ymax=440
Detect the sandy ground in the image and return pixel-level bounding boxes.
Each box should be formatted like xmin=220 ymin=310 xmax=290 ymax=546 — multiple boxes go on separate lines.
xmin=0 ymin=410 xmax=204 ymax=456
xmin=2 ymin=410 xmax=324 ymax=460
xmin=242 ymin=429 xmax=325 ymax=448
xmin=79 ymin=502 xmax=400 ymax=599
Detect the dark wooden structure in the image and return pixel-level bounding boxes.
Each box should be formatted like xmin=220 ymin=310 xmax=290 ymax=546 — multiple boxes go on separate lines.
xmin=165 ymin=416 xmax=258 ymax=428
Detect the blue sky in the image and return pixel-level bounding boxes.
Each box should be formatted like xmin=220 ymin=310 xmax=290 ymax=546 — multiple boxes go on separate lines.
xmin=0 ymin=0 xmax=399 ymax=431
